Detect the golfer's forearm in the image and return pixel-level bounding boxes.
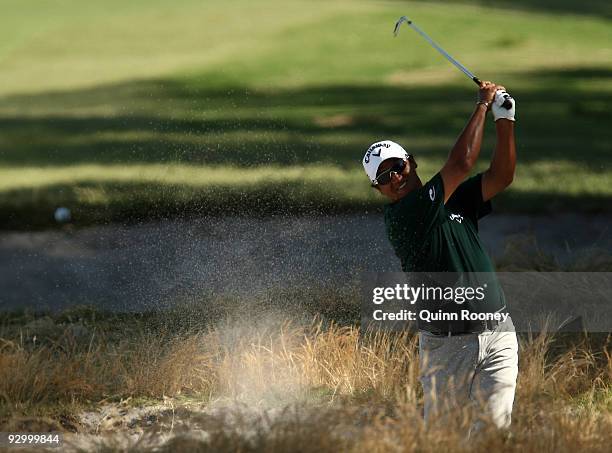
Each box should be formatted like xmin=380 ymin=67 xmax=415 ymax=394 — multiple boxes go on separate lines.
xmin=447 ymin=104 xmax=487 ymax=171
xmin=489 ymin=120 xmax=516 ymax=184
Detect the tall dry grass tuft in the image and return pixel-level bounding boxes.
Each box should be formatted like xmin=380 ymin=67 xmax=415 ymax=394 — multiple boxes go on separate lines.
xmin=0 ymin=316 xmax=422 ymax=419
xmin=0 ymin=332 xmax=106 ymax=413
xmin=210 ymin=318 xmax=308 ymax=405
xmin=1 ymin=312 xmax=611 ymax=451
xmin=0 ymin=326 xmax=219 ymax=418
xmin=114 ymin=331 xmax=216 ymax=398
xmin=517 ymin=329 xmax=610 ymax=403
xmin=299 ymin=323 xmax=420 ymax=404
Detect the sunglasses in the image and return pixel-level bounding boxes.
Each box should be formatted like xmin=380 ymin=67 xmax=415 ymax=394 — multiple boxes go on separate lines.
xmin=372 ymin=157 xmax=409 ymax=186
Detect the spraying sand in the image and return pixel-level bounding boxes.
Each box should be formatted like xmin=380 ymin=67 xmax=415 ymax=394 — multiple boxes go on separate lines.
xmin=0 ymin=213 xmax=610 ymax=311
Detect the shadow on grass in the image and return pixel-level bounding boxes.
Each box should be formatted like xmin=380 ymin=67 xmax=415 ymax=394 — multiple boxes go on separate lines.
xmin=0 ymin=180 xmax=372 ymax=230
xmin=1 ymin=67 xmax=611 ymax=168
xmin=1 ymin=65 xmax=611 ymax=226
xmin=2 ymin=180 xmax=610 ymax=230
xmin=417 ymin=0 xmax=612 ymax=18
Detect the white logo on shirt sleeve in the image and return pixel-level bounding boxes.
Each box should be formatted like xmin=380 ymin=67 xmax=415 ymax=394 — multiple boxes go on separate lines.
xmin=450 ymin=213 xmax=464 ymax=223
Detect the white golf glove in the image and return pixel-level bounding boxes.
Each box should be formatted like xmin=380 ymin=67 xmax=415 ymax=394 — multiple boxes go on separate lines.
xmin=492 ymin=90 xmax=515 ymax=122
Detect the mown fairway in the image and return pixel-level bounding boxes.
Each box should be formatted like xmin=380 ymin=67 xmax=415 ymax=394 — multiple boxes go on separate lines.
xmin=1 ymin=0 xmax=611 ymax=227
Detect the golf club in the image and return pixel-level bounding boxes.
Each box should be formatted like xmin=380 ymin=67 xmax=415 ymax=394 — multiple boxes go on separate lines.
xmin=393 ymin=16 xmax=513 ymax=109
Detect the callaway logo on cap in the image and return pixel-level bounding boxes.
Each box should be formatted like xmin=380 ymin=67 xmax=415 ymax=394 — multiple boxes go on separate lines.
xmin=362 ymin=140 xmax=409 ymax=184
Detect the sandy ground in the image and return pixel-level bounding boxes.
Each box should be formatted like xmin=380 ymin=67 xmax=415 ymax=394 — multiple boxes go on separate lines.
xmin=0 ymin=213 xmax=610 ymax=311
xmin=36 ymin=398 xmax=291 ymax=451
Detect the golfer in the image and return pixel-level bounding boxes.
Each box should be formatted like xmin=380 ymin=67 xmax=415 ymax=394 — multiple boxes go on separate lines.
xmin=362 ymin=82 xmax=518 ymax=430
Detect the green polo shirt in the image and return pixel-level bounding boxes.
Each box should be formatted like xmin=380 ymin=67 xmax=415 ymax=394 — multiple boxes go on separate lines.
xmin=384 ymin=172 xmax=506 ymax=325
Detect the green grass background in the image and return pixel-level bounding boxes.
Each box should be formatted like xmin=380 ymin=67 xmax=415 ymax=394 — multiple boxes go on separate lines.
xmin=1 ymin=0 xmax=611 ymax=227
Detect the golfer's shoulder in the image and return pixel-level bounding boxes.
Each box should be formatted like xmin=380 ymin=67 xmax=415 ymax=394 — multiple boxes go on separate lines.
xmin=457 ymin=172 xmax=484 ymax=193
xmin=448 ymin=172 xmax=488 ymax=207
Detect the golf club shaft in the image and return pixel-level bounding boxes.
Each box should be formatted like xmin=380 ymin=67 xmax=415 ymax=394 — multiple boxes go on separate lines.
xmin=406 ymin=21 xmax=480 ymax=86
xmin=394 ymin=16 xmax=512 ymax=108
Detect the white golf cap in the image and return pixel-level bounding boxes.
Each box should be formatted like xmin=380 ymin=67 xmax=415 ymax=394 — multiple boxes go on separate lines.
xmin=362 ymin=140 xmax=409 ymax=184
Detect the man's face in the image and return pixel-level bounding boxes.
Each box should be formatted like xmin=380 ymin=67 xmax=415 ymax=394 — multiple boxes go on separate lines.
xmin=375 ymin=156 xmax=416 ymax=201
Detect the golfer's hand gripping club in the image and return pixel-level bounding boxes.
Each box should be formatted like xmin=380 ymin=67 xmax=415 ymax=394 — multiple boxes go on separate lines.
xmin=492 ymin=89 xmax=516 ymax=122
xmin=394 ymin=15 xmax=513 ymax=110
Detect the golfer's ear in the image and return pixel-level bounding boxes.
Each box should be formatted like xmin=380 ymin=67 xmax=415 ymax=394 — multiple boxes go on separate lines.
xmin=409 ymin=155 xmax=418 ymax=169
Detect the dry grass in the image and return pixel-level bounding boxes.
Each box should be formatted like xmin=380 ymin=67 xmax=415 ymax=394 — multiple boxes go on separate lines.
xmin=0 ymin=312 xmax=610 ymax=451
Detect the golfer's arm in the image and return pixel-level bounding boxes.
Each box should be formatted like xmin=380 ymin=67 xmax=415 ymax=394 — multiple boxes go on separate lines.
xmin=440 ymin=104 xmax=487 ymax=203
xmin=482 ymin=120 xmax=516 ymax=201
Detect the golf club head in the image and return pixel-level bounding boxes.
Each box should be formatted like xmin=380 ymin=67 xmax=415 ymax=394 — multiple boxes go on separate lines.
xmin=393 ymin=16 xmax=412 ymax=37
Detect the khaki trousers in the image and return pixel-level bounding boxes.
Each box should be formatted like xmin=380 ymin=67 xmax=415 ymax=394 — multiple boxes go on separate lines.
xmin=418 ymin=317 xmax=519 ymax=430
